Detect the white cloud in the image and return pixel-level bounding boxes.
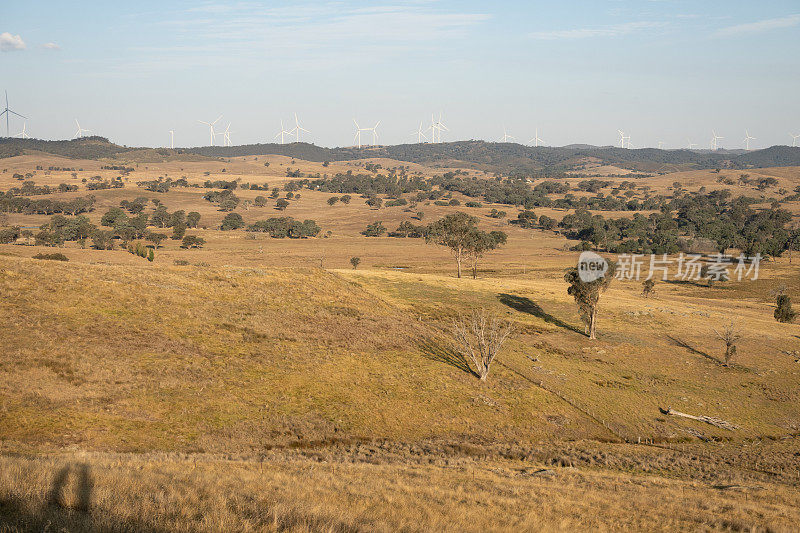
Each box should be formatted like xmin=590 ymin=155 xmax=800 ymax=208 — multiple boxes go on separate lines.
xmin=713 ymin=14 xmax=800 ymax=38
xmin=528 ymin=22 xmax=663 ymax=40
xmin=0 ymin=32 xmax=26 ymax=52
xmin=42 ymin=42 xmax=61 ymax=50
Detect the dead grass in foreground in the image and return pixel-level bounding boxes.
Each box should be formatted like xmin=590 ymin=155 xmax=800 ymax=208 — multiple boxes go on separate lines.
xmin=2 ymin=449 xmax=799 ymax=532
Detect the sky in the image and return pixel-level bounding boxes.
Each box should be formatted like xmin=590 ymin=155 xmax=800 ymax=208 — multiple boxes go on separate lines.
xmin=2 ymin=1 xmax=799 ymax=149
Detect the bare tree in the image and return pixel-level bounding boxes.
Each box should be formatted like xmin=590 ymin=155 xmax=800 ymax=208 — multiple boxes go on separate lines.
xmin=452 ymin=310 xmax=514 ymax=381
xmin=713 ymin=322 xmax=742 ymax=366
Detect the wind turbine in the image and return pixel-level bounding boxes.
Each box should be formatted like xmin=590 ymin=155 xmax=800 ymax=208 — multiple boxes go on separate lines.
xmin=364 ymin=121 xmax=380 ymax=146
xmin=687 ymin=139 xmax=698 ymax=149
xmin=617 ymin=130 xmax=626 ymax=148
xmin=14 ymin=122 xmax=30 ymax=139
xmin=353 ymin=119 xmax=368 ymax=149
xmin=710 ymin=130 xmax=723 ymax=151
xmin=791 ymin=133 xmax=800 ymax=147
xmin=289 ymin=113 xmax=309 ymax=143
xmin=742 ymin=130 xmax=755 ymax=150
xmin=528 ymin=128 xmax=545 ymax=147
xmin=657 ymin=141 xmax=665 ymax=150
xmin=411 ymin=120 xmax=429 ymax=143
xmin=500 ymin=126 xmax=516 ymax=143
xmin=73 ymin=119 xmax=91 ymax=139
xmin=198 ymin=115 xmax=222 ymax=146
xmin=219 ymin=122 xmax=233 ymax=147
xmin=168 ymin=130 xmax=174 ymax=149
xmin=0 ymin=91 xmax=26 ymax=137
xmin=274 ymin=120 xmax=292 ymax=144
xmin=433 ymin=112 xmax=448 ymax=143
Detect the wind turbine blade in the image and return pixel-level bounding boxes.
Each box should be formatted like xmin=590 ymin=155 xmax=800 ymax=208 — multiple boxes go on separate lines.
xmin=8 ymin=110 xmax=26 ymax=119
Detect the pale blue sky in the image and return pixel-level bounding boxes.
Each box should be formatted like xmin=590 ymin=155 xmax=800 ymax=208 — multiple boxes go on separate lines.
xmin=2 ymin=1 xmax=799 ymax=149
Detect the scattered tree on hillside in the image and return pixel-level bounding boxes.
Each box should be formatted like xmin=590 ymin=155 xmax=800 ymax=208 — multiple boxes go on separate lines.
xmin=350 ymin=256 xmax=361 ymax=269
xmin=327 ymin=196 xmax=339 ymax=206
xmin=181 ymin=235 xmax=205 ymax=249
xmin=774 ymin=287 xmax=797 ymax=323
xmin=451 ymin=309 xmax=514 ymax=381
xmin=642 ymin=279 xmax=656 ymax=298
xmin=220 ymin=212 xmax=245 ymax=231
xmin=466 ymin=230 xmax=507 ymax=279
xmin=276 ymin=198 xmax=289 ymax=211
xmin=713 ymin=322 xmax=742 ymax=366
xmin=186 ymin=211 xmax=201 ymax=228
xmin=146 ymin=232 xmax=167 ymax=249
xmin=362 ymin=221 xmax=386 ymax=237
xmin=564 ymin=260 xmax=617 ymax=340
xmin=425 ymin=212 xmax=479 ymax=278
xmin=91 ymin=229 xmax=115 ymax=250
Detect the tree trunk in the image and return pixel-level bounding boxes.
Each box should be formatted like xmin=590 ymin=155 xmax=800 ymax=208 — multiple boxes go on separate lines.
xmin=456 ymin=249 xmax=462 ymax=278
xmin=589 ymin=308 xmax=597 ymax=340
xmin=472 ymin=257 xmax=478 ymax=279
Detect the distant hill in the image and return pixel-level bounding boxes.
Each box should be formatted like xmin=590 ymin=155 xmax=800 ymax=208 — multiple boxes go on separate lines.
xmin=2 ymin=137 xmax=799 ymax=174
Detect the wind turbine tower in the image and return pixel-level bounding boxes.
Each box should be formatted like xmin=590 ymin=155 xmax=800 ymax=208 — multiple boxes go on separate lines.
xmin=169 ymin=130 xmax=174 ymax=149
xmin=500 ymin=126 xmax=515 ymax=143
xmin=14 ymin=122 xmax=30 ymax=139
xmin=528 ymin=128 xmax=545 ymax=147
xmin=428 ymin=112 xmax=448 ymax=143
xmin=687 ymin=139 xmax=697 ymax=149
xmin=289 ymin=113 xmax=310 ymax=143
xmin=274 ymin=120 xmax=292 ymax=144
xmin=743 ymin=130 xmax=755 ymax=151
xmin=366 ymin=121 xmax=380 ymax=146
xmin=791 ymin=133 xmax=800 ymax=147
xmin=220 ymin=123 xmax=233 ymax=147
xmin=198 ymin=115 xmax=222 ymax=146
xmin=73 ymin=119 xmax=91 ymax=139
xmin=411 ymin=120 xmax=429 ymax=143
xmin=353 ymin=120 xmax=368 ymax=149
xmin=710 ymin=130 xmax=724 ymax=151
xmin=0 ymin=91 xmax=26 ymax=137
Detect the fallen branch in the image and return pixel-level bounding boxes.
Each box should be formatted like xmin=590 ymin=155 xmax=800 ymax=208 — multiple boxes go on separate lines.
xmin=659 ymin=407 xmax=739 ymax=431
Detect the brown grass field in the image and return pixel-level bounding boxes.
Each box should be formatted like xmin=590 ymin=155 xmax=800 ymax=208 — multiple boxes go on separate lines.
xmin=1 ymin=152 xmax=799 ymax=531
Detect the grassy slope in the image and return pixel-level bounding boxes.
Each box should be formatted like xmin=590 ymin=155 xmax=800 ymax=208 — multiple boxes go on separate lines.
xmin=0 ymin=256 xmax=608 ymax=453
xmin=2 ymin=254 xmax=798 ymax=455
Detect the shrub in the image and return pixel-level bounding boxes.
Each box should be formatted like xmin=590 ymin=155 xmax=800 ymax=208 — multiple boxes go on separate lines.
xmin=642 ymin=279 xmax=656 ymax=298
xmin=32 ymin=252 xmax=68 ymax=261
xmin=775 ymin=295 xmax=797 ymax=323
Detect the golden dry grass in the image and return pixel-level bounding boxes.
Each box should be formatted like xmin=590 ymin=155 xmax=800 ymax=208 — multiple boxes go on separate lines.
xmin=3 ymin=153 xmax=800 ymax=531
xmin=2 ymin=446 xmax=800 ymax=532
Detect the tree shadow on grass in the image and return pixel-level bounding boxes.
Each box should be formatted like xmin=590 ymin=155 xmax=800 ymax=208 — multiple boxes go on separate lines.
xmin=417 ymin=337 xmax=478 ymax=378
xmin=497 ymin=293 xmax=585 ymax=336
xmin=666 ymin=335 xmax=722 ymax=365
